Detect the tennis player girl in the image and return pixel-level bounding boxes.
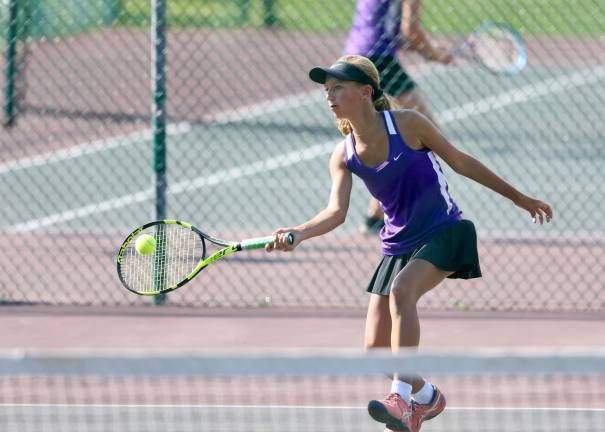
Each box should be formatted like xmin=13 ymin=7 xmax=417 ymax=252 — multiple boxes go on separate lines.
xmin=268 ymin=55 xmax=552 ymax=432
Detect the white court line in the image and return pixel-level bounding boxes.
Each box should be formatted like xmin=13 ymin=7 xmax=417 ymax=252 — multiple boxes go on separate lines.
xmin=3 ymin=64 xmax=603 ymax=175
xmin=5 ymin=66 xmax=604 ymax=233
xmin=6 ymin=140 xmax=339 ymax=233
xmin=0 ymin=122 xmax=191 ymax=175
xmin=0 ymin=91 xmax=321 ymax=175
xmin=0 ymin=65 xmax=444 ymax=174
xmin=0 ymin=404 xmax=603 ymax=412
xmin=438 ymin=66 xmax=605 ymax=123
xmin=207 ymin=90 xmax=323 ymax=124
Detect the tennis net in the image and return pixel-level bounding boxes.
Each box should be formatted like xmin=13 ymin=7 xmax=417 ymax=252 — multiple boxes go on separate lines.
xmin=1 ymin=349 xmax=604 ymax=431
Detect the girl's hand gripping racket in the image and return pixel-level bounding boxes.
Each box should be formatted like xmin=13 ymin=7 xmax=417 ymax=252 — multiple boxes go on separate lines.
xmin=452 ymin=21 xmax=527 ymax=75
xmin=116 ymin=220 xmax=293 ymax=296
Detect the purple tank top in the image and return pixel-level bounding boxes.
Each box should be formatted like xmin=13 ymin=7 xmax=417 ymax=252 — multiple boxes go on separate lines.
xmin=344 ymin=0 xmax=402 ymax=57
xmin=344 ymin=111 xmax=462 ymax=255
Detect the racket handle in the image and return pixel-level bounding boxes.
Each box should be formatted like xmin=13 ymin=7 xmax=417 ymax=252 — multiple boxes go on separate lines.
xmin=240 ymin=232 xmax=294 ymax=250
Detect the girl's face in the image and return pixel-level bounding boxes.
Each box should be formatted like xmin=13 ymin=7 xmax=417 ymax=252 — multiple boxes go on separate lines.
xmin=324 ymin=78 xmax=368 ymax=118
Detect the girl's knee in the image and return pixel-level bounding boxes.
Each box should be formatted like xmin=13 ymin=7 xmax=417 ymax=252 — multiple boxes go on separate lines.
xmin=390 ymin=282 xmax=418 ymax=307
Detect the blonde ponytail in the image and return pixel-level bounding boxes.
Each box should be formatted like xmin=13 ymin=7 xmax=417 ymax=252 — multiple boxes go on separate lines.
xmin=336 ymin=119 xmax=351 ymax=136
xmin=374 ymin=93 xmax=394 ymax=112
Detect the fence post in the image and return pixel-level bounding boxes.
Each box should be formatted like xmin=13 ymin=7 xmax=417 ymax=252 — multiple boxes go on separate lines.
xmin=103 ymin=0 xmax=122 ymax=26
xmin=262 ymin=0 xmax=277 ymax=27
xmin=4 ymin=0 xmax=18 ymax=126
xmin=151 ymin=0 xmax=168 ymax=305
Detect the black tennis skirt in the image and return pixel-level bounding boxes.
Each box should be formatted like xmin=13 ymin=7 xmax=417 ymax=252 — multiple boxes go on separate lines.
xmin=366 ymin=220 xmax=482 ymax=295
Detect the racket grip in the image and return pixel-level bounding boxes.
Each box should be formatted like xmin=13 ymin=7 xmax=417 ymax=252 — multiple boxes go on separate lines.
xmin=240 ymin=232 xmax=294 ymax=250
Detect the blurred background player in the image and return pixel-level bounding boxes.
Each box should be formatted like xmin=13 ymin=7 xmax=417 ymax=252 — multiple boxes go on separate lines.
xmin=344 ymin=0 xmax=453 ymax=234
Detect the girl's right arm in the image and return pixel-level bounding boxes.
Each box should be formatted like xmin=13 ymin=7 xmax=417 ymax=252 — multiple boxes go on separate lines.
xmin=268 ymin=141 xmax=352 ymax=251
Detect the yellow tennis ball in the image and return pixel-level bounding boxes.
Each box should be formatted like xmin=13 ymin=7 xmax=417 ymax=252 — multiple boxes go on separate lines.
xmin=135 ymin=234 xmax=156 ymax=256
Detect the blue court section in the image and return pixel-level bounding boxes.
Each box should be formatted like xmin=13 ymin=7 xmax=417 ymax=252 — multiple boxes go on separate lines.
xmin=1 ymin=64 xmax=603 ymax=238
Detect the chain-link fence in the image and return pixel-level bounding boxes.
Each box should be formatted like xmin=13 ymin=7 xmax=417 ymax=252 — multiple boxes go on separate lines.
xmin=1 ymin=0 xmax=604 ymax=312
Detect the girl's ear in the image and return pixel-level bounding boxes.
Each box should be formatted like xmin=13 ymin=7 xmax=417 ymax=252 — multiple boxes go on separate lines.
xmin=360 ymin=84 xmax=373 ymax=100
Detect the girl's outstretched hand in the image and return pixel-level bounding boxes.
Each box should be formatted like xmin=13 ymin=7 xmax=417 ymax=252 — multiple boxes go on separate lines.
xmin=516 ymin=195 xmax=553 ymax=224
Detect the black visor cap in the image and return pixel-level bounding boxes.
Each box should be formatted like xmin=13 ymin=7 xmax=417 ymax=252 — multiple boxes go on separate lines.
xmin=309 ymin=61 xmax=382 ymax=100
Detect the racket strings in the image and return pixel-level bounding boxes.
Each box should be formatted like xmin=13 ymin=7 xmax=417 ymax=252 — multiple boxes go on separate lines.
xmin=473 ymin=29 xmax=520 ymax=72
xmin=121 ymin=226 xmax=205 ymax=294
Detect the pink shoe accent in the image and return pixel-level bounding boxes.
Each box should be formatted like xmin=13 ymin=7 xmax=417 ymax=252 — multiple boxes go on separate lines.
xmin=411 ymin=386 xmax=446 ymax=432
xmin=368 ymin=392 xmax=413 ymax=432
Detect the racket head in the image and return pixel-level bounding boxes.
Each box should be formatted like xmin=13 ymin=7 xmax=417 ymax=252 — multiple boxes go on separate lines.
xmin=116 ymin=220 xmax=212 ymax=296
xmin=470 ymin=21 xmax=527 ymax=75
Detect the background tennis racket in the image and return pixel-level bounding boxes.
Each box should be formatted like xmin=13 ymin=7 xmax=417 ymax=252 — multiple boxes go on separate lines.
xmin=116 ymin=220 xmax=293 ymax=296
xmin=451 ymin=21 xmax=527 ymax=75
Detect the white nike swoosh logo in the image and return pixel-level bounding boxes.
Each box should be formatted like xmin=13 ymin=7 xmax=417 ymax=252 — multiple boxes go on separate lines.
xmin=393 ymin=153 xmax=403 ymax=161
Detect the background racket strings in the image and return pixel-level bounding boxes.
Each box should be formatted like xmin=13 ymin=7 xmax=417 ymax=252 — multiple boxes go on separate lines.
xmin=471 ymin=23 xmax=527 ymax=74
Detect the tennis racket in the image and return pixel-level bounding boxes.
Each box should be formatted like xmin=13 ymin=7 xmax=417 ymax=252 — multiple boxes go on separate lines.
xmin=452 ymin=21 xmax=527 ymax=75
xmin=116 ymin=220 xmax=294 ymax=296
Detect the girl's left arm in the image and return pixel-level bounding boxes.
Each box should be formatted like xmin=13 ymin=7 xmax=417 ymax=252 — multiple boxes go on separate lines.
xmin=410 ymin=112 xmax=553 ymax=224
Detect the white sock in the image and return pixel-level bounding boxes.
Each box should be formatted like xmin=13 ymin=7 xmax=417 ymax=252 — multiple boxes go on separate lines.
xmin=412 ymin=381 xmax=435 ymax=405
xmin=390 ymin=380 xmax=412 ymax=404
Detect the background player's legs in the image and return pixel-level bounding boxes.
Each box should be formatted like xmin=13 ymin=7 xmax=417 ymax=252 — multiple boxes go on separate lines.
xmin=361 ymin=199 xmax=386 ymax=234
xmin=396 ymin=87 xmax=436 ymax=124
